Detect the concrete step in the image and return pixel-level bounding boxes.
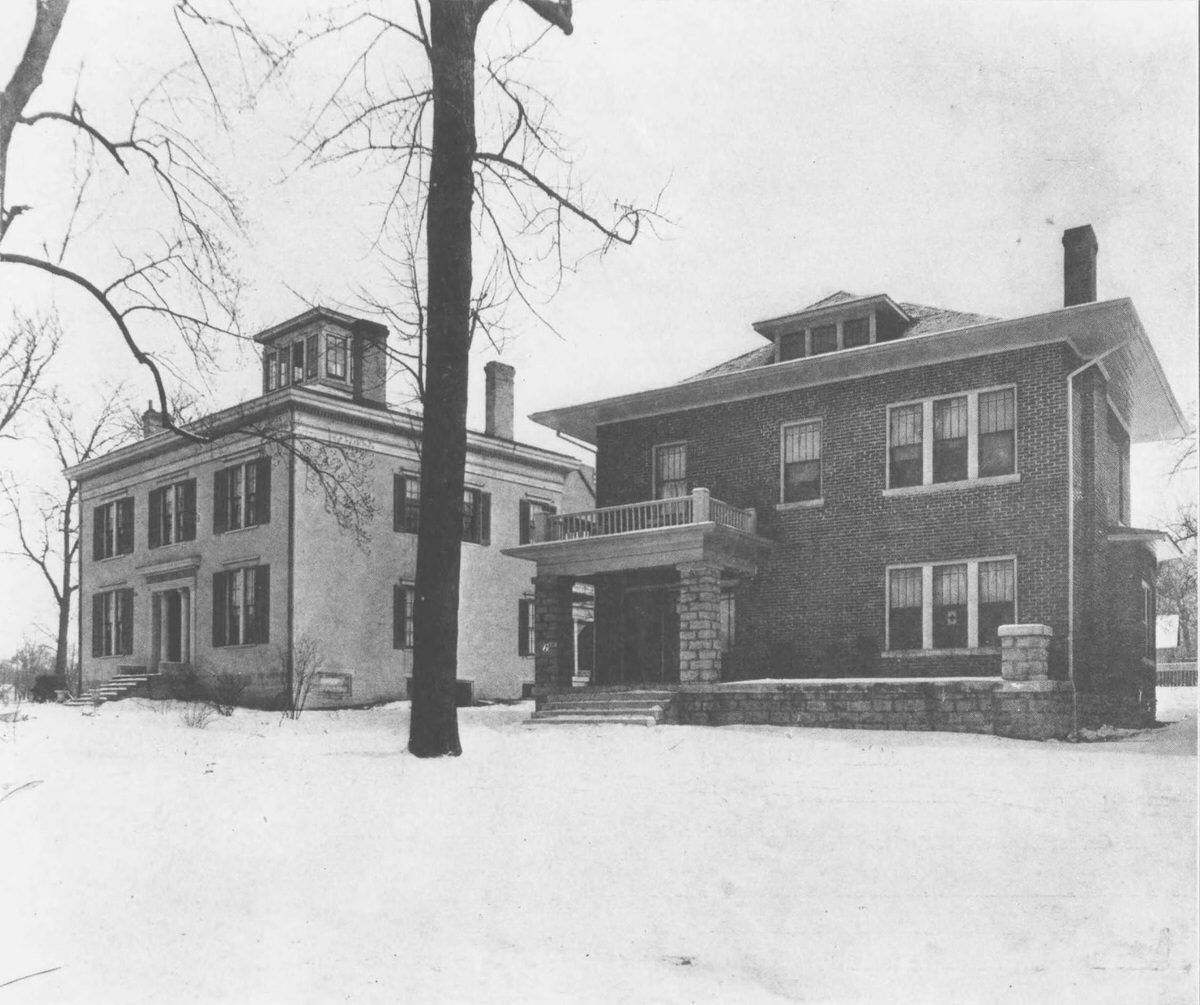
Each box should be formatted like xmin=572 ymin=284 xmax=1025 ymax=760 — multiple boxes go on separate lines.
xmin=528 ymin=713 xmax=658 ymax=727
xmin=543 ymin=691 xmax=676 ymax=706
xmin=532 ymin=704 xmax=662 ymax=719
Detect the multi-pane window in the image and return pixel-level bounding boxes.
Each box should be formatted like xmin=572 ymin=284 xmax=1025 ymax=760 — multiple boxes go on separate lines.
xmin=781 ymin=420 xmax=822 ymax=502
xmin=394 ymin=475 xmax=421 ymax=534
xmin=213 ymin=458 xmax=271 ymax=533
xmin=149 ymin=479 xmax=197 ymax=548
xmin=887 ymin=558 xmax=1016 ymax=651
xmin=842 ymin=317 xmax=870 ymax=348
xmin=779 ymin=331 xmax=805 ymax=362
xmin=933 ymin=396 xmax=968 ymax=483
xmin=212 ymin=565 xmax=270 ymax=646
xmin=264 ymin=336 xmax=324 ymax=393
xmin=326 ymin=335 xmax=348 ymax=380
xmin=92 ymin=588 xmax=134 ymax=657
xmin=393 ymin=584 xmax=415 ymax=649
xmin=305 ymin=334 xmax=319 ymax=379
xmin=291 ymin=340 xmax=305 ymax=384
xmin=92 ymin=497 xmax=134 ymax=560
xmin=888 ymin=567 xmax=923 ymax=651
xmin=653 ymin=442 xmax=688 ymax=499
xmin=979 ymin=389 xmax=1016 ymax=478
xmin=810 ymin=324 xmax=838 ymax=355
xmin=1108 ymin=407 xmax=1130 ymax=526
xmin=888 ymin=387 xmax=1017 ymax=490
xmin=519 ymin=499 xmax=557 ymax=544
xmin=889 ymin=404 xmax=923 ymax=489
xmin=462 ymin=487 xmax=492 ymax=545
xmin=518 ymin=597 xmax=536 ymax=657
xmin=978 ymin=559 xmax=1016 ymax=647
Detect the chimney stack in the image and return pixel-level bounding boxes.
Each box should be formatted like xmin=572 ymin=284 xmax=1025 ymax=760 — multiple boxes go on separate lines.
xmin=484 ymin=361 xmax=515 ymax=440
xmin=142 ymin=401 xmax=167 ymax=439
xmin=1062 ymin=224 xmax=1098 ymax=307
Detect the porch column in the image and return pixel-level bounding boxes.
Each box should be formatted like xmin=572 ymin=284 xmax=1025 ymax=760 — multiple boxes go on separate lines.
xmin=533 ymin=574 xmax=575 ymax=691
xmin=678 ymin=561 xmax=722 ymax=684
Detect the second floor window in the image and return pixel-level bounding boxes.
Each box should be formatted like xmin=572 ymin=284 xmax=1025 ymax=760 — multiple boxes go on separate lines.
xmin=394 ymin=475 xmax=421 ymax=533
xmin=933 ymin=396 xmax=968 ymax=483
xmin=149 ymin=479 xmax=197 ymax=548
xmin=214 ymin=458 xmax=271 ymax=534
xmin=93 ymin=497 xmax=134 ymax=560
xmin=519 ymin=499 xmax=557 ymax=544
xmin=462 ymin=487 xmax=491 ymax=545
xmin=889 ymin=404 xmax=923 ymax=489
xmin=92 ymin=588 xmax=134 ymax=657
xmin=781 ymin=420 xmax=822 ymax=502
xmin=654 ymin=442 xmax=688 ymax=499
xmin=212 ymin=565 xmax=270 ymax=647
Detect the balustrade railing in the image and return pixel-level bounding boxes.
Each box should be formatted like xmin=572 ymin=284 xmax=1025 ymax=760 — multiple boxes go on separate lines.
xmin=535 ymin=487 xmax=756 ymax=542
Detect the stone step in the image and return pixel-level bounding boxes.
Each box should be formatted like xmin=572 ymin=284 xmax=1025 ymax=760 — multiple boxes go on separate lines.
xmin=542 ymin=691 xmax=676 ymax=705
xmin=532 ymin=704 xmax=662 ymax=719
xmin=528 ymin=713 xmax=658 ymax=727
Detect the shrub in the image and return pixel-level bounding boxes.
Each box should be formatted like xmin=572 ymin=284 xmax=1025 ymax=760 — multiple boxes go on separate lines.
xmin=208 ymin=672 xmax=248 ymax=716
xmin=178 ymin=702 xmax=216 ymax=729
xmin=30 ymin=675 xmax=66 ymax=703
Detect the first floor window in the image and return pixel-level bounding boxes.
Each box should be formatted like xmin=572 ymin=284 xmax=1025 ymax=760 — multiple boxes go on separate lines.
xmin=519 ymin=499 xmax=557 ymax=544
xmin=326 ymin=335 xmax=348 ymax=380
xmin=462 ymin=487 xmax=491 ymax=545
xmin=719 ymin=589 xmax=736 ymax=653
xmin=149 ymin=479 xmax=197 ymax=547
xmin=518 ymin=597 xmax=535 ymax=657
xmin=781 ymin=420 xmax=822 ymax=502
xmin=92 ymin=497 xmax=134 ymax=560
xmin=888 ymin=558 xmax=1016 ymax=651
xmin=212 ymin=566 xmax=270 ymax=647
xmin=654 ymin=442 xmax=688 ymax=499
xmin=393 ymin=584 xmax=415 ymax=649
xmin=214 ymin=458 xmax=271 ymax=533
xmin=92 ymin=589 xmax=134 ymax=657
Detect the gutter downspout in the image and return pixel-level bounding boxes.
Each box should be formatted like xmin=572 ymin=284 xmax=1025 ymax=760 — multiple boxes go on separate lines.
xmin=1065 ymin=343 xmax=1127 ymax=737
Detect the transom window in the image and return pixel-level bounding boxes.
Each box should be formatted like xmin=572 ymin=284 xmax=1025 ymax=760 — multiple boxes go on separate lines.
xmin=781 ymin=420 xmax=822 ymax=503
xmin=887 ymin=387 xmax=1017 ymax=490
xmin=653 ymin=442 xmax=688 ymax=499
xmin=212 ymin=565 xmax=270 ymax=647
xmin=92 ymin=497 xmax=134 ymax=560
xmin=149 ymin=479 xmax=197 ymax=548
xmin=887 ymin=557 xmax=1016 ymax=651
xmin=214 ymin=458 xmax=271 ymax=533
xmin=92 ymin=588 xmax=134 ymax=657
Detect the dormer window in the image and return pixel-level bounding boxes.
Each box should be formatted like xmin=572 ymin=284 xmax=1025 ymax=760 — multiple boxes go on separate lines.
xmin=811 ymin=324 xmax=838 ymax=355
xmin=326 ymin=335 xmax=348 ymax=381
xmin=843 ymin=317 xmax=870 ymax=348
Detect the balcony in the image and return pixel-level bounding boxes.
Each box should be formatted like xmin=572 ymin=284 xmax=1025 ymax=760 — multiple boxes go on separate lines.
xmin=503 ymin=488 xmax=770 ymax=577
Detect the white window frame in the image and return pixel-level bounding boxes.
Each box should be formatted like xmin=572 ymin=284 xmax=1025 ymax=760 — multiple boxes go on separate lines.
xmin=884 ymin=555 xmax=1017 ymax=653
xmin=885 ymin=384 xmax=1019 ymax=494
xmin=778 ymin=418 xmax=824 ymax=508
xmin=652 ymin=441 xmax=689 ymax=499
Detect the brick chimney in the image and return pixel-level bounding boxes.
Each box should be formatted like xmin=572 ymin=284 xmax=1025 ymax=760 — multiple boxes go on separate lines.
xmin=1062 ymin=225 xmax=1098 ymax=307
xmin=484 ymin=361 xmax=515 ymax=439
xmin=142 ymin=401 xmax=167 ymax=438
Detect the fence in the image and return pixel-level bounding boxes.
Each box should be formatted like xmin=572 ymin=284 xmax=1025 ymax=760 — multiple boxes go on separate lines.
xmin=1158 ymin=662 xmax=1197 ymax=687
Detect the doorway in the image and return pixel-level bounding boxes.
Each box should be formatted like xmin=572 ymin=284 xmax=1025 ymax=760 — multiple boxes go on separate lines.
xmin=621 ymin=586 xmax=680 ymax=684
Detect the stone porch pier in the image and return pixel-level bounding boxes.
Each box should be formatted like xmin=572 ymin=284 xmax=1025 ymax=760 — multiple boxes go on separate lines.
xmin=677 ymin=561 xmax=722 ymax=684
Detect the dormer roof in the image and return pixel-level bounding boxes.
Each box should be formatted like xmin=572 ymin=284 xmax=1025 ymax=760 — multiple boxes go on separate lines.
xmin=253 ymin=306 xmax=387 ymax=346
xmin=750 ymin=292 xmax=912 ymax=339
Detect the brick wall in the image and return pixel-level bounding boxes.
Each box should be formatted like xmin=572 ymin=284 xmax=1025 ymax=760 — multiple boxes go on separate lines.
xmin=596 ymin=343 xmax=1077 ymax=679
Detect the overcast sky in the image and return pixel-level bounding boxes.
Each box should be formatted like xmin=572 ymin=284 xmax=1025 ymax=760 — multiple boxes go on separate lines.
xmin=1 ymin=0 xmax=1196 ymax=656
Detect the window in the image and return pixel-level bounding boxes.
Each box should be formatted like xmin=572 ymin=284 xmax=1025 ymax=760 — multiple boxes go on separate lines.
xmin=887 ymin=387 xmax=1018 ymax=490
xmin=305 ymin=334 xmax=319 ymax=379
xmin=394 ymin=475 xmax=421 ymax=534
xmin=653 ymin=442 xmax=688 ymax=499
xmin=781 ymin=420 xmax=822 ymax=502
xmin=842 ymin=316 xmax=870 ymax=349
xmin=518 ymin=597 xmax=535 ymax=657
xmin=462 ymin=487 xmax=491 ymax=545
xmin=779 ymin=331 xmax=805 ymax=362
xmin=212 ymin=565 xmax=270 ymax=646
xmin=719 ymin=589 xmax=736 ymax=654
xmin=811 ymin=324 xmax=838 ymax=355
xmin=326 ymin=335 xmax=348 ymax=380
xmin=933 ymin=396 xmax=968 ymax=483
xmin=519 ymin=499 xmax=557 ymax=544
xmin=92 ymin=588 xmax=134 ymax=657
xmin=264 ymin=350 xmax=278 ymax=391
xmin=214 ymin=458 xmax=271 ymax=534
xmin=149 ymin=479 xmax=197 ymax=548
xmin=92 ymin=497 xmax=134 ymax=560
xmin=1108 ymin=406 xmax=1131 ymax=526
xmin=393 ymin=584 xmax=415 ymax=649
xmin=291 ymin=340 xmax=305 ymax=384
xmin=887 ymin=557 xmax=1016 ymax=651
xmin=889 ymin=404 xmax=923 ymax=489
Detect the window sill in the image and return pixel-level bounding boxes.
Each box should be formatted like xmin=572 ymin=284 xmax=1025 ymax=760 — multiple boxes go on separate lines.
xmin=93 ymin=653 xmax=135 ymax=660
xmin=882 ymin=648 xmax=1000 ymax=658
xmin=775 ymin=498 xmax=825 ymax=511
xmin=883 ymin=473 xmax=1020 ymax=498
xmin=216 ymin=523 xmax=265 ymax=537
xmin=94 ymin=552 xmax=134 ymax=563
xmin=212 ymin=642 xmax=267 ymax=650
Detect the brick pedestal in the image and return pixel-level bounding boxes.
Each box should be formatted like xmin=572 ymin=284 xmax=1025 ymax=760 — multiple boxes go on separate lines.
xmin=677 ymin=562 xmax=722 ymax=684
xmin=533 ymin=574 xmax=575 ymax=692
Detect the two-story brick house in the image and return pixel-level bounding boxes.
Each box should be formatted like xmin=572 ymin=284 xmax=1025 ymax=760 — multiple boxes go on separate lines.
xmin=506 ymin=227 xmax=1188 ymax=736
xmin=69 ymin=308 xmax=592 ymax=708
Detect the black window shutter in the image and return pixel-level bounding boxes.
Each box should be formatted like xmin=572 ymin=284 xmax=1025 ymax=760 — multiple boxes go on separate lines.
xmin=92 ymin=593 xmax=104 ymax=656
xmin=257 ymin=458 xmax=272 ymax=525
xmin=117 ymin=498 xmax=134 ymax=554
xmin=255 ymin=565 xmax=270 ymax=643
xmin=394 ymin=475 xmax=404 ymax=532
xmin=93 ymin=506 xmax=105 ymax=561
xmin=119 ymin=589 xmax=134 ymax=655
xmin=480 ymin=491 xmax=491 ymax=546
xmin=181 ymin=479 xmax=197 ymax=541
xmin=519 ymin=499 xmax=530 ymax=544
xmin=518 ymin=599 xmax=530 ymax=656
xmin=148 ymin=489 xmax=162 ymax=549
xmin=393 ymin=585 xmax=404 ymax=649
xmin=212 ymin=572 xmax=226 ymax=646
xmin=213 ymin=469 xmax=228 ymax=534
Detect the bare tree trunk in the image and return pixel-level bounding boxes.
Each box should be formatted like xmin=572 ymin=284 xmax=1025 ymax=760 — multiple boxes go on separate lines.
xmin=408 ymin=0 xmax=480 ymax=757
xmin=55 ymin=500 xmax=73 ymax=679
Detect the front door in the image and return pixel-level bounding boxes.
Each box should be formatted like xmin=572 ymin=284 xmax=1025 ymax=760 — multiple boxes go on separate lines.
xmin=164 ymin=592 xmax=183 ymax=663
xmin=621 ymin=587 xmax=680 ymax=683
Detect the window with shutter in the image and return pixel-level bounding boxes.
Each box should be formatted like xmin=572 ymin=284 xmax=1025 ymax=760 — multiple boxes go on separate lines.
xmin=394 ymin=475 xmax=420 ymax=533
xmin=393 ymin=584 xmax=414 ymax=649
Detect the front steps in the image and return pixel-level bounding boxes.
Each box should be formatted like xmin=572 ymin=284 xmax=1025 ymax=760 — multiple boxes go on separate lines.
xmin=530 ymin=689 xmax=676 ymax=727
xmin=64 ymin=669 xmax=156 ymax=707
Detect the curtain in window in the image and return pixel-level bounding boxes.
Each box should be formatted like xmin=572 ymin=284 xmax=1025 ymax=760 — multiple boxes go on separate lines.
xmin=933 ymin=563 xmax=968 ymax=648
xmin=978 ymin=388 xmax=1016 ymax=477
xmin=933 ymin=397 xmax=968 ymax=482
xmin=783 ymin=422 xmax=821 ymax=501
xmin=978 ymin=558 xmax=1015 ymax=646
xmin=655 ymin=444 xmax=688 ymax=498
xmin=890 ymin=405 xmax=923 ymax=488
xmin=888 ymin=567 xmax=922 ymax=650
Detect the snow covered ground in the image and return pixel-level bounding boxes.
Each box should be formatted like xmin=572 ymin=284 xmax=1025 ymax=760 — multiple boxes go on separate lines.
xmin=2 ymin=690 xmax=1195 ymax=1004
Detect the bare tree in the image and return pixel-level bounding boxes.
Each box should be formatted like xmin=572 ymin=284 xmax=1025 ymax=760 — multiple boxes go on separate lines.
xmin=0 ymin=391 xmax=130 ymax=689
xmin=1 ymin=0 xmax=243 ymax=438
xmin=0 ymin=312 xmax=58 ymax=441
